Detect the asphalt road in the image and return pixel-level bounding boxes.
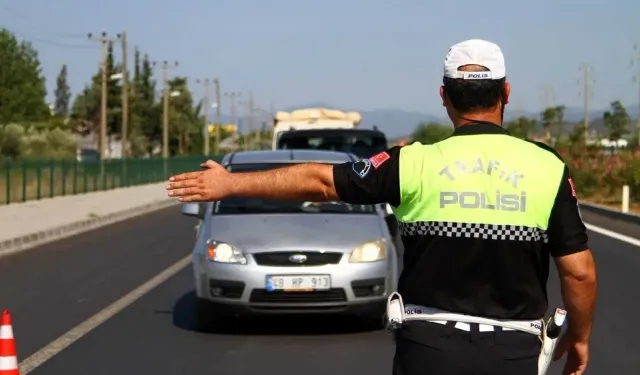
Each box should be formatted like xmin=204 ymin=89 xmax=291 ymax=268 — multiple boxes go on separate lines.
xmin=0 ymin=205 xmax=637 ymax=374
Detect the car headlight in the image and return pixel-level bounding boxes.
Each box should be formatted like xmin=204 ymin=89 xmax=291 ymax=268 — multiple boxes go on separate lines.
xmin=205 ymin=240 xmax=247 ymax=265
xmin=349 ymin=239 xmax=386 ymax=263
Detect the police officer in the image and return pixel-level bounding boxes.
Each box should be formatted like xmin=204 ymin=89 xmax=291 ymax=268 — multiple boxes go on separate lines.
xmin=166 ymin=39 xmax=597 ymax=375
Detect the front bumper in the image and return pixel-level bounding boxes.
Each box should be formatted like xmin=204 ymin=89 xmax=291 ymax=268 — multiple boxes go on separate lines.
xmin=193 ymin=255 xmax=391 ymax=316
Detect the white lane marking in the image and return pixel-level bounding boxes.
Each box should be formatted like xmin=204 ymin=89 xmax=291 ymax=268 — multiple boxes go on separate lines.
xmin=585 ymin=222 xmax=640 ymax=248
xmin=18 ymin=254 xmax=192 ymax=374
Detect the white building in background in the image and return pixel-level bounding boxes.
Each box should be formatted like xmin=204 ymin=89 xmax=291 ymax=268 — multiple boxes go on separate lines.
xmin=76 ymin=133 xmax=125 ymax=161
xmin=598 ymin=138 xmax=628 ymax=148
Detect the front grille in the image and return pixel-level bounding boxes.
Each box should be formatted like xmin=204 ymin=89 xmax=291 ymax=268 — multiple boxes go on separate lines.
xmin=249 ymin=288 xmax=347 ymax=303
xmin=253 ymin=252 xmax=343 ymax=267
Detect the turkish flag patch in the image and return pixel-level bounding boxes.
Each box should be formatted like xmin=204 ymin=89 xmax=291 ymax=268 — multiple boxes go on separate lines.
xmin=568 ymin=178 xmax=576 ymax=197
xmin=369 ymin=151 xmax=390 ymax=169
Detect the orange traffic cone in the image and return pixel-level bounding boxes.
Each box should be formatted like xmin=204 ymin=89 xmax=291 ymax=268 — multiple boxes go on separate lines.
xmin=0 ymin=310 xmax=19 ymax=375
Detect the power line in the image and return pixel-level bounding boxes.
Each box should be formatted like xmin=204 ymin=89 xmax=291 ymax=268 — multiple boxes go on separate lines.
xmin=2 ymin=27 xmax=98 ymax=49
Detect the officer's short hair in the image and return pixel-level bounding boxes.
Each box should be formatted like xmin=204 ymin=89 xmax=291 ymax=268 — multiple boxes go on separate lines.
xmin=443 ymin=71 xmax=506 ymax=113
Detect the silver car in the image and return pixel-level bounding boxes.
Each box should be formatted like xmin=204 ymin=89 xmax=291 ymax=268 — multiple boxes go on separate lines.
xmin=181 ymin=149 xmax=399 ymax=331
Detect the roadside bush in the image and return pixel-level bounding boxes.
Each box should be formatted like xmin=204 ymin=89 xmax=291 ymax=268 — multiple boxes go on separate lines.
xmin=0 ymin=122 xmax=77 ymax=160
xmin=560 ymin=146 xmax=640 ymax=203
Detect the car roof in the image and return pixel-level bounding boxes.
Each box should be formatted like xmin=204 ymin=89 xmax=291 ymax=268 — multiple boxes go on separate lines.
xmin=224 ymin=149 xmax=356 ymax=165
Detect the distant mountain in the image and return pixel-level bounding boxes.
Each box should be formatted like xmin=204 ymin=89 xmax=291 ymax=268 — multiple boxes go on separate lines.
xmin=209 ymin=103 xmax=638 ymax=139
xmin=505 ymin=106 xmax=639 ymax=124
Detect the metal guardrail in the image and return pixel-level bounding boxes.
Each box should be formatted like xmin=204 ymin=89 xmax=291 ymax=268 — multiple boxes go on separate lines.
xmin=0 ymin=155 xmax=224 ymax=205
xmin=579 ymin=201 xmax=640 ymax=226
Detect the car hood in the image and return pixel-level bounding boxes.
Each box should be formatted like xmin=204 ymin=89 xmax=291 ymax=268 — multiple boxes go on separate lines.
xmin=208 ymin=213 xmax=383 ymax=252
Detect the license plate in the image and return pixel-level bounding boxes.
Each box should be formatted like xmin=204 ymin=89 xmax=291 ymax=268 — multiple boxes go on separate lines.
xmin=266 ymin=275 xmax=331 ymax=291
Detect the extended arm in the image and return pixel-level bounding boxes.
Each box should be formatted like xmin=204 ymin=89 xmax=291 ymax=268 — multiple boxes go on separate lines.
xmin=166 ymin=148 xmax=404 ymax=204
xmin=546 ymin=165 xmax=597 ymax=343
xmin=227 ymin=148 xmax=403 ymax=205
xmin=228 ymin=163 xmax=338 ymax=202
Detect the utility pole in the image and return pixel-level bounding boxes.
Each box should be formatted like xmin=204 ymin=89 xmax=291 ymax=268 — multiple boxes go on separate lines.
xmin=225 ymin=92 xmax=241 ymax=150
xmin=161 ymin=61 xmax=179 ymax=158
xmin=248 ymin=92 xmax=258 ymax=150
xmin=196 ymin=78 xmax=212 ymax=155
xmin=242 ymin=92 xmax=254 ymax=150
xmin=579 ymin=64 xmax=594 ymax=143
xmin=632 ymin=43 xmax=640 ymax=144
xmin=120 ymin=31 xmax=129 ymax=159
xmin=87 ymin=32 xmax=114 ymax=163
xmin=542 ymin=84 xmax=555 ymax=109
xmin=88 ymin=32 xmax=128 ymax=161
xmin=214 ymin=78 xmax=221 ymax=155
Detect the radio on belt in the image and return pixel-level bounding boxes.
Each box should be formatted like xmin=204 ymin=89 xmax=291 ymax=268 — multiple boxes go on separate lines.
xmin=385 ymin=292 xmax=404 ymax=331
xmin=538 ymin=308 xmax=567 ymax=375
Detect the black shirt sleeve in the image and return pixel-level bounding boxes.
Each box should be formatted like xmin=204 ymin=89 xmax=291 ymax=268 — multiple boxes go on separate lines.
xmin=332 ymin=147 xmax=402 ymax=207
xmin=546 ymin=165 xmax=589 ymax=257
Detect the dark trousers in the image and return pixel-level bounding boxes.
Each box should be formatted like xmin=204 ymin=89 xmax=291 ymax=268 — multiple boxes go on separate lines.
xmin=392 ymin=320 xmax=541 ymax=375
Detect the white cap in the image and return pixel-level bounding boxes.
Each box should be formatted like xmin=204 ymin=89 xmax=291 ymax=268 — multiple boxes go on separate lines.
xmin=443 ymin=39 xmax=506 ymax=80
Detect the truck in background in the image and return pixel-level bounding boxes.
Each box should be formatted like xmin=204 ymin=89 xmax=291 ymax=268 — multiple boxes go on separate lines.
xmin=271 ymin=108 xmax=362 ymax=150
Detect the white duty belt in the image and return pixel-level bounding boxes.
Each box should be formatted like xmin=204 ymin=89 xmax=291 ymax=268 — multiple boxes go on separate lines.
xmin=385 ymin=292 xmax=567 ymax=375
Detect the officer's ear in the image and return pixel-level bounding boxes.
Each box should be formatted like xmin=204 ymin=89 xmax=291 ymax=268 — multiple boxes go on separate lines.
xmin=440 ymin=86 xmax=447 ymax=107
xmin=502 ymin=81 xmax=511 ymax=105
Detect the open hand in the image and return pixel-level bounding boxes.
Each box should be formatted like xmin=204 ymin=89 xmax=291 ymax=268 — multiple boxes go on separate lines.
xmin=553 ymin=334 xmax=589 ymax=375
xmin=166 ymin=159 xmax=232 ymax=202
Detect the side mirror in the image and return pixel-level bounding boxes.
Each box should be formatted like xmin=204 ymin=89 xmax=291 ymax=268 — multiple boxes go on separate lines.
xmin=181 ymin=203 xmax=203 ymax=218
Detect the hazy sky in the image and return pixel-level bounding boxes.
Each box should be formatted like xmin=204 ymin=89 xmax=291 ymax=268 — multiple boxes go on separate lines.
xmin=2 ymin=0 xmax=639 ymax=115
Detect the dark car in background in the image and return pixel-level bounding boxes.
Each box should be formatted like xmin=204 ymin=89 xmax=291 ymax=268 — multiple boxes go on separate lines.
xmin=276 ymin=128 xmax=388 ymax=159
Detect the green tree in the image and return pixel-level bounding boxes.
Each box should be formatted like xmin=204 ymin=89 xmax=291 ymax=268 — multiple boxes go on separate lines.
xmin=540 ymin=107 xmax=556 ymax=144
xmin=411 ymin=122 xmax=450 ymax=144
xmin=103 ymin=41 xmax=122 ymax=136
xmin=0 ymin=29 xmax=50 ymax=123
xmin=133 ymin=52 xmax=159 ymax=156
xmin=553 ymin=105 xmax=566 ymax=139
xmin=505 ymin=116 xmax=537 ymax=139
xmin=70 ymin=42 xmax=122 ymax=138
xmin=166 ymin=77 xmax=200 ymax=155
xmin=603 ymin=100 xmax=630 ymax=141
xmin=54 ymin=64 xmax=71 ymax=118
xmin=69 ymin=85 xmax=99 ymax=136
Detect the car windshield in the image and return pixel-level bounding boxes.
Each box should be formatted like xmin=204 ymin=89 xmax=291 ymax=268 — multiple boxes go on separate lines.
xmin=278 ymin=134 xmax=388 ymax=158
xmin=215 ymin=163 xmax=376 ymax=215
